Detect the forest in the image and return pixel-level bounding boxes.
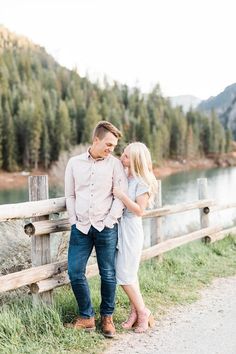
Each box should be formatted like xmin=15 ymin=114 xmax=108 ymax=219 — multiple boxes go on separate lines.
xmin=0 ymin=26 xmax=232 ymax=171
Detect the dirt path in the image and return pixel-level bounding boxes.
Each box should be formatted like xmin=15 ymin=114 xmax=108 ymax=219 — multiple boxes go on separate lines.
xmin=105 ymin=276 xmax=236 ymax=354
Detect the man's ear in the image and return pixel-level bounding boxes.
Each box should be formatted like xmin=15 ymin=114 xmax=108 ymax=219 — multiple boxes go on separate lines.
xmin=93 ymin=136 xmax=99 ymax=143
xmin=94 ymin=136 xmax=101 ymax=144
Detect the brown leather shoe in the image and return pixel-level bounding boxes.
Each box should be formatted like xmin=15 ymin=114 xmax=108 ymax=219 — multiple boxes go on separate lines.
xmin=101 ymin=315 xmax=116 ymax=338
xmin=64 ymin=316 xmax=95 ymax=332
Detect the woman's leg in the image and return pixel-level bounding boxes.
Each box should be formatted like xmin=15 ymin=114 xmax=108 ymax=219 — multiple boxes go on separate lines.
xmin=120 ymin=280 xmax=144 ymax=329
xmin=121 ymin=281 xmax=155 ymax=332
xmin=121 ymin=280 xmax=145 ymax=312
xmin=120 ymin=300 xmax=137 ymax=329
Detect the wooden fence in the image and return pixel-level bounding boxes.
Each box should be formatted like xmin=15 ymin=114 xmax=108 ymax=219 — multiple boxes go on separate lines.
xmin=0 ymin=176 xmax=236 ymax=305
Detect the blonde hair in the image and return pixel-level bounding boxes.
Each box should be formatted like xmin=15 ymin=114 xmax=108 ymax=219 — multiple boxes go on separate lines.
xmin=128 ymin=142 xmax=158 ymax=207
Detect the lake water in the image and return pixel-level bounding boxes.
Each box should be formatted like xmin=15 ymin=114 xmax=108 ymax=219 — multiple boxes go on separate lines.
xmin=160 ymin=166 xmax=236 ymax=239
xmin=1 ymin=167 xmax=236 ymax=244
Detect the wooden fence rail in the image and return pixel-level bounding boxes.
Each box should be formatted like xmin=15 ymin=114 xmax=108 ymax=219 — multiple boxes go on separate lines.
xmin=0 ymin=197 xmax=66 ymax=221
xmin=23 ymin=199 xmax=215 ymax=236
xmin=0 ymin=176 xmax=235 ymax=305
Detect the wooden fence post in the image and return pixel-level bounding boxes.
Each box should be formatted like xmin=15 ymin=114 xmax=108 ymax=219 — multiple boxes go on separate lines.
xmin=28 ymin=175 xmax=53 ymax=305
xmin=151 ymin=179 xmax=163 ymax=260
xmin=198 ymin=178 xmax=210 ymax=243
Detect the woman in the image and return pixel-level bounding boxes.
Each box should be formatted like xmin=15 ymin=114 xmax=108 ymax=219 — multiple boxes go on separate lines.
xmin=113 ymin=142 xmax=158 ymax=333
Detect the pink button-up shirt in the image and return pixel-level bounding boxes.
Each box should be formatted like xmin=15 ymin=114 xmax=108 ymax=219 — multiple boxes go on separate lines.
xmin=65 ymin=150 xmax=128 ymax=234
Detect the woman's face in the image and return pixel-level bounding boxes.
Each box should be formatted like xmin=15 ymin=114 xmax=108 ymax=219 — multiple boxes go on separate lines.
xmin=120 ymin=146 xmax=130 ymax=168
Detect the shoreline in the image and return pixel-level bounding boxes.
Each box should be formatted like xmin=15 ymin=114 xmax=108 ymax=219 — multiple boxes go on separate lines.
xmin=0 ymin=169 xmax=49 ymax=192
xmin=154 ymin=151 xmax=236 ymax=179
xmin=154 ymin=157 xmax=217 ymax=179
xmin=1 ymin=154 xmax=236 ymax=191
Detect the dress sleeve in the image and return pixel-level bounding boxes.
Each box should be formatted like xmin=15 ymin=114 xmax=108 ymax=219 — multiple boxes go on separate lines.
xmin=136 ymin=180 xmax=149 ymax=198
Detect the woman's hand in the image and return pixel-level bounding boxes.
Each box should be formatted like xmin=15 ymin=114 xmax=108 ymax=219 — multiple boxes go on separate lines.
xmin=113 ymin=187 xmax=125 ymax=200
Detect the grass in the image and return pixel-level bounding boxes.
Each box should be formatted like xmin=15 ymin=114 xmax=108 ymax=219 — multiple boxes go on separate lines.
xmin=1 ymin=235 xmax=236 ymax=353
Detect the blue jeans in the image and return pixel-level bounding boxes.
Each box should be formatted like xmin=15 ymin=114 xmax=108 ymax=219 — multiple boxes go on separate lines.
xmin=68 ymin=224 xmax=118 ymax=318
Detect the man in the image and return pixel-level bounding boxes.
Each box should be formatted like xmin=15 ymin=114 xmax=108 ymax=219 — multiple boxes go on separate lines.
xmin=64 ymin=121 xmax=128 ymax=337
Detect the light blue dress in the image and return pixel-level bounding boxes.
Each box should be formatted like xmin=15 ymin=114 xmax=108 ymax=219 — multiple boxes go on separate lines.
xmin=116 ymin=177 xmax=149 ymax=285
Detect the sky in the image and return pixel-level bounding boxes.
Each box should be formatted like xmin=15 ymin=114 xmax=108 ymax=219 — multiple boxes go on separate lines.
xmin=0 ymin=0 xmax=236 ymax=100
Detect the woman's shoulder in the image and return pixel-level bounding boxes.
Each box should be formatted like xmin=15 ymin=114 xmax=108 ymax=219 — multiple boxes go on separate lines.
xmin=133 ymin=176 xmax=147 ymax=186
xmin=133 ymin=177 xmax=149 ymax=195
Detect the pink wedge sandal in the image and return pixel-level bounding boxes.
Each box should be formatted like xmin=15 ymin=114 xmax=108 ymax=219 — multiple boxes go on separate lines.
xmin=122 ymin=305 xmax=138 ymax=329
xmin=134 ymin=308 xmax=155 ymax=333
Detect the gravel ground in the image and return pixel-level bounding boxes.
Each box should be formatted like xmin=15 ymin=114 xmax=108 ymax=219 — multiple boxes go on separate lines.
xmin=105 ymin=276 xmax=236 ymax=354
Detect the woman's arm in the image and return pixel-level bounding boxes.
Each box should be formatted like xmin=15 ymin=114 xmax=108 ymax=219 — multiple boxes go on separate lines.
xmin=113 ymin=187 xmax=149 ymax=217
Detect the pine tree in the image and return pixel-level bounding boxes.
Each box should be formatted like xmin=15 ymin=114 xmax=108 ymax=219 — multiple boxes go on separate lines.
xmin=67 ymin=98 xmax=77 ymax=145
xmin=186 ymin=125 xmax=195 ymax=158
xmin=82 ymin=102 xmax=102 ymax=143
xmin=40 ymin=123 xmax=50 ymax=169
xmin=199 ymin=116 xmax=211 ymax=155
xmin=225 ymin=129 xmax=233 ymax=153
xmin=54 ymin=100 xmax=71 ymax=160
xmin=121 ymin=84 xmax=129 ymax=109
xmin=160 ymin=124 xmax=170 ymax=159
xmin=150 ymin=127 xmax=162 ymax=164
xmin=17 ymin=99 xmax=33 ymax=168
xmin=29 ymin=100 xmax=43 ymax=169
xmin=209 ymin=111 xmax=226 ymax=154
xmin=136 ymin=103 xmax=150 ymax=146
xmin=2 ymin=100 xmax=17 ymax=171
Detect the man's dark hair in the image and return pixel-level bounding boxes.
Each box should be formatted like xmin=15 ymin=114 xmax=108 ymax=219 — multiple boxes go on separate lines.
xmin=92 ymin=121 xmax=122 ymax=140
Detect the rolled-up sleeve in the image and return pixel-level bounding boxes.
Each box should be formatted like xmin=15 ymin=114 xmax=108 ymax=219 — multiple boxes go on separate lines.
xmin=65 ymin=158 xmax=77 ymax=225
xmin=104 ymin=159 xmax=128 ymax=228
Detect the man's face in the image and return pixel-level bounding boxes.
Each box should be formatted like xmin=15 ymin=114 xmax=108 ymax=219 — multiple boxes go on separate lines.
xmin=93 ymin=132 xmax=118 ymax=158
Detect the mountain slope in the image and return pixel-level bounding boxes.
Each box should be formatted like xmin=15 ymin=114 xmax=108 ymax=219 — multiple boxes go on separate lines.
xmin=169 ymin=95 xmax=202 ymax=112
xmin=0 ymin=25 xmax=41 ymax=51
xmin=198 ymin=83 xmax=236 ymax=115
xmin=197 ymin=83 xmax=236 ymax=138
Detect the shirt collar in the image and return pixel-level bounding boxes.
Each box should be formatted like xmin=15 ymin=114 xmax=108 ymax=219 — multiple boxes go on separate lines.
xmin=87 ymin=147 xmax=106 ymax=161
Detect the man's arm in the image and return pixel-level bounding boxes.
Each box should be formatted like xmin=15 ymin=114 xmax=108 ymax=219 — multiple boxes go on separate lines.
xmin=104 ymin=159 xmax=128 ymax=228
xmin=65 ymin=158 xmax=77 ymax=225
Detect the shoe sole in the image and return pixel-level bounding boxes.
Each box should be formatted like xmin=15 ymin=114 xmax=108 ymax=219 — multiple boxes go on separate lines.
xmin=102 ymin=333 xmax=115 ymax=338
xmin=84 ymin=327 xmax=96 ymax=332
xmin=64 ymin=325 xmax=96 ymax=332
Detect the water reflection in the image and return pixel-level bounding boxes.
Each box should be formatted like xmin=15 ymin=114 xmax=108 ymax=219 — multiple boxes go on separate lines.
xmin=0 ymin=188 xmax=28 ymax=205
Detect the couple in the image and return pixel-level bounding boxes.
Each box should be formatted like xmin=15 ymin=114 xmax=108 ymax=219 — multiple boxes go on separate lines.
xmin=64 ymin=121 xmax=157 ymax=337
